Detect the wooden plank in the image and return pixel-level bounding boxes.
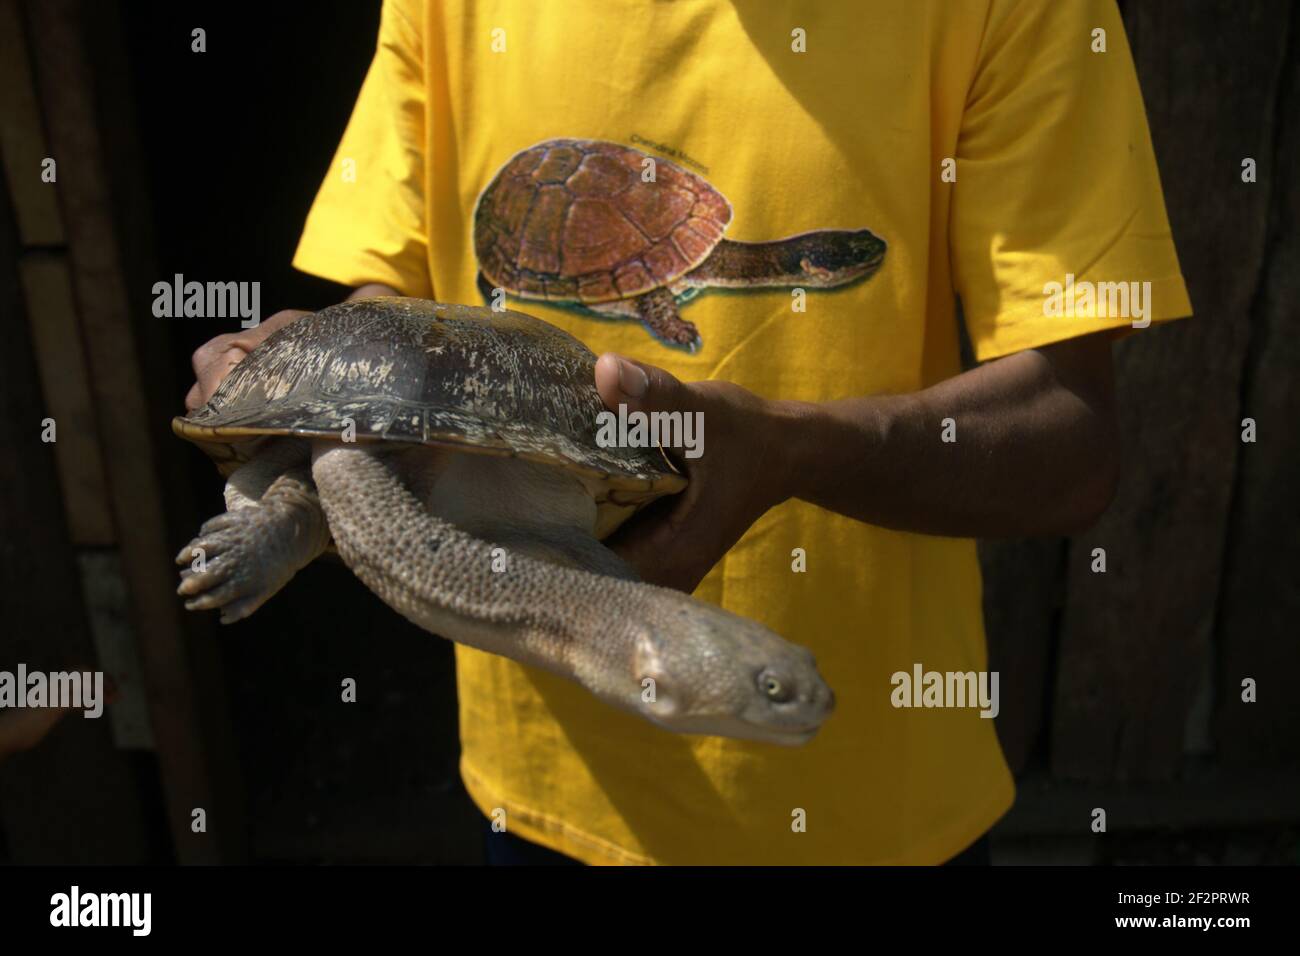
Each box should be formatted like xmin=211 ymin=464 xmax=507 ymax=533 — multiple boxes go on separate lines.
xmin=1214 ymin=22 xmax=1300 ymax=764
xmin=18 ymin=251 xmax=115 ymax=545
xmin=0 ymin=0 xmax=64 ymax=246
xmin=24 ymin=0 xmax=244 ymax=863
xmin=1051 ymin=1 xmax=1291 ymax=781
xmin=0 ymin=155 xmax=150 ymax=865
xmin=77 ymin=551 xmax=156 ymax=750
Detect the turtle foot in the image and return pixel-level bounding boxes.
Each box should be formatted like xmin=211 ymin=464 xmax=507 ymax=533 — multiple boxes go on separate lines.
xmin=633 ymin=287 xmax=702 ymax=352
xmin=645 ymin=321 xmax=701 ymax=353
xmin=176 ymin=508 xmax=294 ymax=624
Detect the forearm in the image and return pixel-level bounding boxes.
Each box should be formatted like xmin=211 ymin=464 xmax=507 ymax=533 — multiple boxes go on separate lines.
xmin=772 ymin=339 xmax=1120 ymax=538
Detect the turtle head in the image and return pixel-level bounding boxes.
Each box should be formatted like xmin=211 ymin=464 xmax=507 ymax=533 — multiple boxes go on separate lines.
xmin=630 ymin=591 xmax=835 ymax=745
xmin=784 ymin=227 xmax=887 ymax=288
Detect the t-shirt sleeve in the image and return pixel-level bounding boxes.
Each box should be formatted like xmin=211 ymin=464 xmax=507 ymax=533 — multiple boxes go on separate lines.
xmin=292 ymin=0 xmax=432 ymax=297
xmin=951 ymin=0 xmax=1192 ymax=361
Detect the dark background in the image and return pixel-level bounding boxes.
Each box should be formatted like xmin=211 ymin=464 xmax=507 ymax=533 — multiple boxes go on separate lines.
xmin=0 ymin=0 xmax=1296 ymax=865
xmin=116 ymin=0 xmax=482 ymax=864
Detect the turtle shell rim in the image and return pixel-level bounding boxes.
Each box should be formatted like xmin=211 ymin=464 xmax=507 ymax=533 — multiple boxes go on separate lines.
xmin=171 ymin=417 xmax=688 ymax=495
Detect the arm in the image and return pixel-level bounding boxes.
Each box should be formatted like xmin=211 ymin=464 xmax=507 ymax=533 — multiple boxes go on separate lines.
xmin=776 ymin=332 xmax=1119 ymax=538
xmin=596 ymin=331 xmax=1120 ymax=592
xmin=0 ymin=670 xmax=118 ymax=762
xmin=0 ymin=706 xmax=73 ymax=762
xmin=185 ymin=283 xmax=400 ymax=410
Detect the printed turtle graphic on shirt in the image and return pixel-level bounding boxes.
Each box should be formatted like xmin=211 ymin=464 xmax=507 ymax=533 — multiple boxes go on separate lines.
xmin=473 ymin=138 xmax=887 ymax=351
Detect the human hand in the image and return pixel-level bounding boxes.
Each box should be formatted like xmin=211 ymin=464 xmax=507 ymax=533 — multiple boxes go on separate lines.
xmin=184 ymin=309 xmax=308 ymax=411
xmin=594 ymin=354 xmax=797 ymax=593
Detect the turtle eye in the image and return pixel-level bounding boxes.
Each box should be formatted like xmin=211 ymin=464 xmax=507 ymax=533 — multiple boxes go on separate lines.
xmin=759 ymin=670 xmax=793 ymax=703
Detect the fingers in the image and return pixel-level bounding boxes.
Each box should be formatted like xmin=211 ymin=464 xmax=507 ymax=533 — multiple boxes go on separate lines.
xmin=594 ymin=352 xmax=695 ymax=415
xmin=189 ymin=332 xmax=239 ymax=391
xmin=185 ymin=309 xmax=309 ymax=411
xmin=188 ymin=346 xmax=247 ymax=410
xmin=232 ymin=308 xmax=310 ymax=350
xmin=606 ymin=486 xmax=710 ymax=592
xmin=0 ymin=706 xmax=75 ymax=757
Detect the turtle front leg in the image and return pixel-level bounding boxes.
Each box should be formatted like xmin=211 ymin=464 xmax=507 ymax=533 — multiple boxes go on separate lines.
xmin=630 ymin=287 xmax=700 ymax=352
xmin=177 ymin=455 xmax=330 ymax=623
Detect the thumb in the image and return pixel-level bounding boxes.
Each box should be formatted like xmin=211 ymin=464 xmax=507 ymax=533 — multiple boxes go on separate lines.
xmin=594 ymin=353 xmax=694 ymax=414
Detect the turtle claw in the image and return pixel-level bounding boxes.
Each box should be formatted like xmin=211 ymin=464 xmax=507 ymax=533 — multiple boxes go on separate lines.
xmin=183 ymin=580 xmax=266 ymax=624
xmin=649 ymin=326 xmax=701 ymax=353
xmin=177 ymin=558 xmax=232 ymax=594
xmin=175 ymin=508 xmax=285 ymax=624
xmin=215 ymin=595 xmax=267 ymax=625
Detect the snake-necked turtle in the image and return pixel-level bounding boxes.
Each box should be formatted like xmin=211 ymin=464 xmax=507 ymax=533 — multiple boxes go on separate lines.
xmin=173 ymin=298 xmax=834 ymax=744
xmin=474 ymin=138 xmax=887 ymax=351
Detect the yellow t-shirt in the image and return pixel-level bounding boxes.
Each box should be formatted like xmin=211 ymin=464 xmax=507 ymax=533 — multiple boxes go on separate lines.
xmin=293 ymin=0 xmax=1191 ymax=864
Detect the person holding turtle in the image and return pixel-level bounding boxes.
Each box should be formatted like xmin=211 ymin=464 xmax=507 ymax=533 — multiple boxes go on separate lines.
xmin=186 ymin=0 xmax=1190 ymax=865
